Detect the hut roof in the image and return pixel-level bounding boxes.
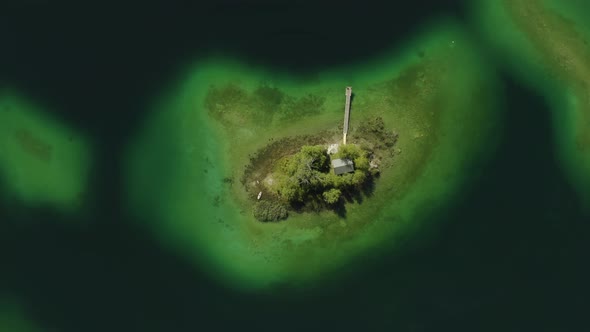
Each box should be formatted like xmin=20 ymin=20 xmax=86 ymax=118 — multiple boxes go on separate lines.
xmin=331 ymin=158 xmax=354 ymax=175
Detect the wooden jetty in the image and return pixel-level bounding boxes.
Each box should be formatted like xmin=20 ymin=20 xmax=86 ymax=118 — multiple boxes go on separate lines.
xmin=343 ymin=86 xmax=352 ymax=144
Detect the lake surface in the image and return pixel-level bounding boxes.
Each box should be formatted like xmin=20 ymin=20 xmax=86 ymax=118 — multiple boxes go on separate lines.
xmin=1 ymin=1 xmax=589 ymax=331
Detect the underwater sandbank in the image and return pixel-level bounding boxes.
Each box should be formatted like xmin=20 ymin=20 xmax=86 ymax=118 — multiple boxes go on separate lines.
xmin=0 ymin=92 xmax=91 ymax=213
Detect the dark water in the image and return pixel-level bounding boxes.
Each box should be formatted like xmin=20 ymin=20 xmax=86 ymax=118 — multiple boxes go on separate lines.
xmin=1 ymin=1 xmax=589 ymax=331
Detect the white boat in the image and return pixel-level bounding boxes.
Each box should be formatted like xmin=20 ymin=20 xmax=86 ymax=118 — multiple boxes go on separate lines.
xmin=257 ymin=192 xmax=262 ymax=200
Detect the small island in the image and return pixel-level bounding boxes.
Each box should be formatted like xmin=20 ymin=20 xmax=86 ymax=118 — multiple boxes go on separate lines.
xmin=242 ymin=87 xmax=399 ymax=222
xmin=125 ymin=28 xmax=502 ymax=288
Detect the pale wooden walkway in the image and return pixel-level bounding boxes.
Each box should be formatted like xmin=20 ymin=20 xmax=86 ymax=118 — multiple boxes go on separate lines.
xmin=343 ymin=86 xmax=352 ymax=144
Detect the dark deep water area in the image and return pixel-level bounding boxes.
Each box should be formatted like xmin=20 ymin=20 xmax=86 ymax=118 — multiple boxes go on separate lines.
xmin=1 ymin=1 xmax=589 ymax=331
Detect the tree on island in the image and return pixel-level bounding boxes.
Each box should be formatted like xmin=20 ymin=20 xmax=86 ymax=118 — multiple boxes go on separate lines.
xmin=271 ymin=143 xmax=374 ymax=209
xmin=322 ymin=188 xmax=342 ymax=205
xmin=248 ymin=116 xmax=397 ymax=222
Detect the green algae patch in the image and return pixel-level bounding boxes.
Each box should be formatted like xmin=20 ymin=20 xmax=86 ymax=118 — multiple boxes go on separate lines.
xmin=126 ymin=23 xmax=501 ymax=290
xmin=473 ymin=0 xmax=590 ymax=205
xmin=0 ymin=92 xmax=91 ymax=212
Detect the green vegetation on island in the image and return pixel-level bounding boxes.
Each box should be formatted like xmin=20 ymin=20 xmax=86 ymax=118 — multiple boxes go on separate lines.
xmin=246 ymin=116 xmax=398 ymax=222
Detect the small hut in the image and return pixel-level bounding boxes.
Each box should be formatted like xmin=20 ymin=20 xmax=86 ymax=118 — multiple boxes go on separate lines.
xmin=331 ymin=158 xmax=354 ymax=175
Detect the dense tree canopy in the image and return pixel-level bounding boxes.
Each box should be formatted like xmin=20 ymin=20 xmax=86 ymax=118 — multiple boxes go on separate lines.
xmin=272 ymin=144 xmax=372 ymax=207
xmin=248 ymin=117 xmax=396 ymax=221
xmin=322 ymin=188 xmax=342 ymax=205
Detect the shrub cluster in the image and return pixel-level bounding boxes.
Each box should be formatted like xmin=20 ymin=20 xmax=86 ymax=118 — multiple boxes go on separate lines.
xmin=274 ymin=144 xmax=372 ymax=206
xmin=355 ymin=116 xmax=398 ymax=149
xmin=253 ymin=200 xmax=288 ymax=222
